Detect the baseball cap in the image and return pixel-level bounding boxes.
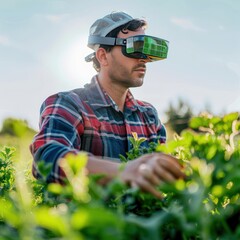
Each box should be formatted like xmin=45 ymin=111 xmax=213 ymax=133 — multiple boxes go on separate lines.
xmin=88 ymin=11 xmax=133 ymax=50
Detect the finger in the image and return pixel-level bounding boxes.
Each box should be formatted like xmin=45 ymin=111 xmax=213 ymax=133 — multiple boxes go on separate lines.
xmin=157 ymin=154 xmax=185 ymax=179
xmin=153 ymin=164 xmax=176 ymax=182
xmin=148 ymin=174 xmax=161 ymax=185
xmin=133 ymin=178 xmax=163 ymax=199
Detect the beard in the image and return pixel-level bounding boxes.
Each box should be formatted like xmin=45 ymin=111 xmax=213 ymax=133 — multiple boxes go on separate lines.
xmin=108 ymin=62 xmax=146 ymax=88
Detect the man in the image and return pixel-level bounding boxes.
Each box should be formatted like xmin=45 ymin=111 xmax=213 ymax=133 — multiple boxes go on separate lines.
xmin=30 ymin=11 xmax=184 ymax=199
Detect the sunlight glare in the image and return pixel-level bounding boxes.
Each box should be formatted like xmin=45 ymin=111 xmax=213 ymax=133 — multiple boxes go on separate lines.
xmin=58 ymin=36 xmax=96 ymax=87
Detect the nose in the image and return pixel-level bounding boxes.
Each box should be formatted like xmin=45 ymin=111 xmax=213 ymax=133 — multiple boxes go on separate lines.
xmin=139 ymin=57 xmax=151 ymax=63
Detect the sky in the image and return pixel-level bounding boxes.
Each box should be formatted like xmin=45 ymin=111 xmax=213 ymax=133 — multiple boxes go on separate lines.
xmin=0 ymin=0 xmax=239 ymax=130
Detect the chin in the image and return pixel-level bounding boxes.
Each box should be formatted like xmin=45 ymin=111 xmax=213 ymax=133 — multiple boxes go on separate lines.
xmin=131 ymin=78 xmax=144 ymax=88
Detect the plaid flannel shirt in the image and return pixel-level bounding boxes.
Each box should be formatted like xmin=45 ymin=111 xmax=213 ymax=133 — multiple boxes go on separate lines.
xmin=30 ymin=75 xmax=166 ymax=182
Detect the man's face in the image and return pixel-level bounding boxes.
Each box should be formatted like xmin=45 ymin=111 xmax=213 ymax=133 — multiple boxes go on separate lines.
xmin=106 ymin=27 xmax=150 ymax=89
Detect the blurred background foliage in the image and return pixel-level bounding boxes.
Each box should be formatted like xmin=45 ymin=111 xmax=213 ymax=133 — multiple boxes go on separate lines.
xmin=165 ymin=98 xmax=193 ymax=135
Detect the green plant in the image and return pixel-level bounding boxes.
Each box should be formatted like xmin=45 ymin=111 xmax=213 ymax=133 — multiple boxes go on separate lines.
xmin=0 ymin=146 xmax=15 ymax=196
xmin=0 ymin=112 xmax=239 ymax=239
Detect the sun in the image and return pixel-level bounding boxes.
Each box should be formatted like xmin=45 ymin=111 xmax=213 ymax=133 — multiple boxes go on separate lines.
xmin=44 ymin=35 xmax=96 ymax=89
xmin=59 ymin=37 xmax=96 ymax=87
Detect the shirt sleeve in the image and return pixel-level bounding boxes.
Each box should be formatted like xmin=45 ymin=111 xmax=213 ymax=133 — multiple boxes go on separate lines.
xmin=30 ymin=92 xmax=84 ymax=183
xmin=150 ymin=104 xmax=167 ymax=144
xmin=157 ymin=121 xmax=167 ymax=144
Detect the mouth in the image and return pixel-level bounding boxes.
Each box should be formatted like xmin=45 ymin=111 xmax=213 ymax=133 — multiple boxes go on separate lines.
xmin=134 ymin=67 xmax=146 ymax=74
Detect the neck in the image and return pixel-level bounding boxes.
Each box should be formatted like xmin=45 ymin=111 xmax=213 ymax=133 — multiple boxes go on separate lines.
xmin=97 ymin=73 xmax=128 ymax=112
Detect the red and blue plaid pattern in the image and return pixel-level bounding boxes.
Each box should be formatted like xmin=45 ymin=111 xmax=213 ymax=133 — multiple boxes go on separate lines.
xmin=30 ymin=76 xmax=166 ymax=182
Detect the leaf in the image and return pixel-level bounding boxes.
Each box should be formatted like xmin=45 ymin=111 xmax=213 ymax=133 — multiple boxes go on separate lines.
xmin=47 ymin=183 xmax=63 ymax=195
xmin=35 ymin=207 xmax=69 ymax=236
xmin=71 ymin=209 xmax=89 ymax=230
xmin=223 ymin=112 xmax=239 ymax=123
xmin=189 ymin=116 xmax=208 ymax=129
xmin=63 ymin=152 xmax=88 ymax=175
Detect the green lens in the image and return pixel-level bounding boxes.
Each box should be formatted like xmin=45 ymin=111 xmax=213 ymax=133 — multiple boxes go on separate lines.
xmin=125 ymin=35 xmax=169 ymax=61
xmin=143 ymin=36 xmax=168 ymax=60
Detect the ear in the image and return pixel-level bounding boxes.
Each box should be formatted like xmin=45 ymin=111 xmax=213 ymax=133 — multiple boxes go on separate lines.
xmin=95 ymin=48 xmax=108 ymax=67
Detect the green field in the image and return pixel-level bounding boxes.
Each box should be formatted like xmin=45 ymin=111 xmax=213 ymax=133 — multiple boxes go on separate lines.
xmin=0 ymin=112 xmax=240 ymax=239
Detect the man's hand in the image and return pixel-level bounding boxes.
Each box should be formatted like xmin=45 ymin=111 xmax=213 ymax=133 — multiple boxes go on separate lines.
xmin=119 ymin=153 xmax=185 ymax=199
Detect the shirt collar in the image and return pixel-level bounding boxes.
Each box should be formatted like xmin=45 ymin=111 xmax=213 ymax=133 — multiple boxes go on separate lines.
xmin=84 ymin=75 xmax=147 ymax=113
xmin=124 ymin=90 xmax=147 ymax=113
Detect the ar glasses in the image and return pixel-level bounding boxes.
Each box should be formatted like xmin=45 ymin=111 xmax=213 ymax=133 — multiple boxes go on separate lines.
xmin=85 ymin=35 xmax=169 ymax=62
